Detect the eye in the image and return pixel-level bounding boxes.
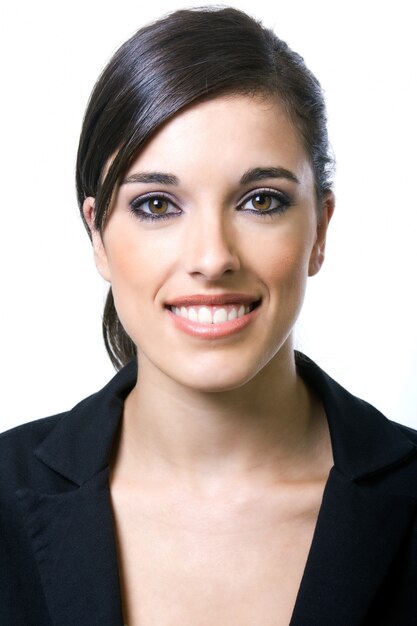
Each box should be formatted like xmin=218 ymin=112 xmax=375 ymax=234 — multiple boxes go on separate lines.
xmin=239 ymin=189 xmax=291 ymax=216
xmin=129 ymin=193 xmax=181 ymax=222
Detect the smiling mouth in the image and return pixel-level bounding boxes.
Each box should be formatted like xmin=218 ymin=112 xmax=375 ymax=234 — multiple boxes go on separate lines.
xmin=165 ymin=300 xmax=261 ymax=324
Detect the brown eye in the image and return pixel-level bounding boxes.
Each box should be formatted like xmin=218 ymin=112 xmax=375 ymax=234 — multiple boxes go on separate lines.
xmin=251 ymin=194 xmax=272 ymax=211
xmin=239 ymin=189 xmax=291 ymax=217
xmin=147 ymin=197 xmax=169 ymax=214
xmin=129 ymin=193 xmax=181 ymax=222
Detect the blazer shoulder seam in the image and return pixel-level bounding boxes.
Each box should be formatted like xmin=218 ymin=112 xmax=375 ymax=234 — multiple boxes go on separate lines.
xmin=390 ymin=420 xmax=417 ymax=441
xmin=0 ymin=413 xmax=66 ymax=442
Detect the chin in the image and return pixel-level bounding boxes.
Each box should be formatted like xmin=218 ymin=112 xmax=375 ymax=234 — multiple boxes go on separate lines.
xmin=165 ymin=359 xmax=266 ymax=393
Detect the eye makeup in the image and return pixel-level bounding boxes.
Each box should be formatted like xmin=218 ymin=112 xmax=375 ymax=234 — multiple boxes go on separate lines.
xmin=128 ymin=187 xmax=293 ymax=223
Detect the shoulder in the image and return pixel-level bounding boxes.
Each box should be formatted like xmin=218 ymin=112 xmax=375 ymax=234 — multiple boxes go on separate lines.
xmin=0 ymin=413 xmax=68 ymax=489
xmin=390 ymin=419 xmax=417 ymax=445
xmin=295 ymin=352 xmax=417 ymax=488
xmin=0 ymin=361 xmax=137 ymax=495
xmin=0 ymin=412 xmax=66 ymax=448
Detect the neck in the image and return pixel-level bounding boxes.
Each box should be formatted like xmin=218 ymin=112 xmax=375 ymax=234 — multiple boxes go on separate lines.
xmin=110 ymin=348 xmax=325 ymax=496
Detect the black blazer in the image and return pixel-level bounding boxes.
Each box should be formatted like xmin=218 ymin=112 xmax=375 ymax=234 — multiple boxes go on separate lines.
xmin=1 ymin=354 xmax=417 ymax=626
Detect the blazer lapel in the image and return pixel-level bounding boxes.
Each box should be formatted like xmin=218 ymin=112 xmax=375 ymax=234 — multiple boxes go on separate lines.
xmin=15 ymin=467 xmax=124 ymax=626
xmin=14 ymin=362 xmax=138 ymax=626
xmin=290 ymin=354 xmax=417 ymax=624
xmin=290 ymin=467 xmax=417 ymax=625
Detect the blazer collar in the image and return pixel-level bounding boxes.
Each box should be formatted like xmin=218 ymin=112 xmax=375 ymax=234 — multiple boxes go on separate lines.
xmin=34 ymin=359 xmax=137 ymax=486
xmin=34 ymin=353 xmax=416 ymax=485
xmin=294 ymin=352 xmax=417 ymax=480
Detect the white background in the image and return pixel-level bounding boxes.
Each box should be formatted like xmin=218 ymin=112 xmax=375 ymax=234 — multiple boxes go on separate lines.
xmin=0 ymin=0 xmax=416 ymax=431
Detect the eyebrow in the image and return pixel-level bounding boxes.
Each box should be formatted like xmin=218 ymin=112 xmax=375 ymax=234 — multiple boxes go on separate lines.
xmin=239 ymin=166 xmax=299 ymax=185
xmin=121 ymin=166 xmax=299 ymax=187
xmin=121 ymin=172 xmax=179 ymax=185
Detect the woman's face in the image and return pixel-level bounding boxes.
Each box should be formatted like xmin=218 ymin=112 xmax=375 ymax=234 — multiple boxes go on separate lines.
xmin=84 ymin=94 xmax=333 ymax=392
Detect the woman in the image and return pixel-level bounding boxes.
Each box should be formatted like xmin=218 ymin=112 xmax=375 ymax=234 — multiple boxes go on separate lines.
xmin=1 ymin=6 xmax=416 ymax=626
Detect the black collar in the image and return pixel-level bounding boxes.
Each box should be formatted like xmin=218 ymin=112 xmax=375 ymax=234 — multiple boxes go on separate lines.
xmin=34 ymin=353 xmax=416 ymax=486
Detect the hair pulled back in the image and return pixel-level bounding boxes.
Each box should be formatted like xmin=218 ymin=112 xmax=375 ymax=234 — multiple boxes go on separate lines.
xmin=76 ymin=5 xmax=334 ymax=370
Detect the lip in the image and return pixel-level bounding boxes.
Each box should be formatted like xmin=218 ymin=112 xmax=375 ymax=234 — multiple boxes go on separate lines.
xmin=166 ymin=293 xmax=260 ymax=307
xmin=165 ymin=299 xmax=262 ymax=339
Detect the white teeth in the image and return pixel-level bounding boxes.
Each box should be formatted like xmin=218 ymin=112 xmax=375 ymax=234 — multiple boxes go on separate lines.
xmin=170 ymin=303 xmax=254 ymax=324
xmin=227 ymin=308 xmax=237 ymax=321
xmin=213 ymin=308 xmax=228 ymax=323
xmin=187 ymin=307 xmax=198 ymax=322
xmin=197 ymin=306 xmax=213 ymax=324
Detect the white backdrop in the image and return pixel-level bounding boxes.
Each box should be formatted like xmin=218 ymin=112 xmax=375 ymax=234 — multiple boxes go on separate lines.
xmin=0 ymin=0 xmax=416 ymax=431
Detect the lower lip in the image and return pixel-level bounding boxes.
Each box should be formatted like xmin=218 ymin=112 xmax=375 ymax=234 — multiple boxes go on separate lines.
xmin=165 ymin=303 xmax=261 ymax=339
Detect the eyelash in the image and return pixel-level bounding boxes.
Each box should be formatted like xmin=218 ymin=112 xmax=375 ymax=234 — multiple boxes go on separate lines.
xmin=129 ymin=188 xmax=292 ymax=223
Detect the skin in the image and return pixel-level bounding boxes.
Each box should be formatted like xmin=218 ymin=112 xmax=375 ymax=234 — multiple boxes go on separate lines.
xmin=82 ymin=94 xmax=335 ymax=496
xmin=83 ymin=93 xmax=335 ymax=625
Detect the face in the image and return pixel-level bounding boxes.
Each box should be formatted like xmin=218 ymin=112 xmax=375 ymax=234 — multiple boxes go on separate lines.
xmin=83 ymin=95 xmax=333 ymax=392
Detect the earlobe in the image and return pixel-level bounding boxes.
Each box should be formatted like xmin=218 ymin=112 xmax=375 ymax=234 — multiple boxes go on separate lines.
xmin=82 ymin=197 xmax=112 ymax=283
xmin=308 ymin=191 xmax=335 ymax=277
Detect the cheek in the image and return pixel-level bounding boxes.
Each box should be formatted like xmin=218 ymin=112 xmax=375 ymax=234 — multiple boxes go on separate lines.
xmin=102 ymin=220 xmax=178 ymax=335
xmin=102 ymin=223 xmax=156 ymax=313
xmin=104 ymin=220 xmax=160 ymax=287
xmin=248 ymin=225 xmax=313 ymax=297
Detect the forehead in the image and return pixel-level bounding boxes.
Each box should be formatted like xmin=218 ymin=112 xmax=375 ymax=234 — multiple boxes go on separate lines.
xmin=124 ymin=94 xmax=314 ymax=190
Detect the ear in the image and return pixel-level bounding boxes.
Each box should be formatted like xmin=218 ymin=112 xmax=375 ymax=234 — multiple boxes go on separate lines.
xmin=82 ymin=197 xmax=112 ymax=282
xmin=308 ymin=191 xmax=335 ymax=277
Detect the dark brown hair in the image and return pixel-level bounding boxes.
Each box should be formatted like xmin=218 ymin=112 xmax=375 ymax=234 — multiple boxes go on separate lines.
xmin=76 ymin=5 xmax=334 ymax=371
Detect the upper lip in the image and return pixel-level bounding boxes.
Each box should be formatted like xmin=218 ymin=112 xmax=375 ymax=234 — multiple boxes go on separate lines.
xmin=166 ymin=293 xmax=261 ymax=307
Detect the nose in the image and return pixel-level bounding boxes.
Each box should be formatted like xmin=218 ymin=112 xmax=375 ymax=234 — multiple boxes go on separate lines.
xmin=183 ymin=211 xmax=240 ymax=281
